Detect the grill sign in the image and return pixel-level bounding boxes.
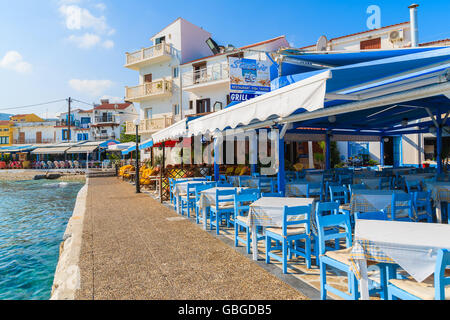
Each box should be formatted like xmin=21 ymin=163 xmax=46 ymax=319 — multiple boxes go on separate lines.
xmin=230 ymin=93 xmax=260 ymax=102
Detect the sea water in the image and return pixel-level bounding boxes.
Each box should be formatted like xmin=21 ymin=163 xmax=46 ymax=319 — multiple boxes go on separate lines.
xmin=0 ymin=180 xmax=84 ymax=300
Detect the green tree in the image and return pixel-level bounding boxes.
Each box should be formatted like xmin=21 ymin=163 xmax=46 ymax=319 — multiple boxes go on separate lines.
xmin=119 ymin=124 xmax=138 ymax=143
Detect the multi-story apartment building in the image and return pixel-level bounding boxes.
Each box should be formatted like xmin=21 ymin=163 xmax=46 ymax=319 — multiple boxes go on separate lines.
xmin=181 ymin=36 xmax=289 ymax=117
xmin=91 ymin=99 xmax=137 ymax=141
xmin=8 ymin=114 xmax=57 ymax=145
xmin=56 ymin=109 xmax=93 ymax=143
xmin=0 ymin=121 xmax=13 ymax=146
xmin=124 ymin=18 xmax=213 ymax=144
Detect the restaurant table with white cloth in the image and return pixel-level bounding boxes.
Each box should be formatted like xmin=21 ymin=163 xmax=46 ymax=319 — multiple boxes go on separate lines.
xmin=248 ymin=197 xmax=315 ymax=261
xmin=199 ymin=187 xmax=246 ymax=230
xmin=350 ymin=220 xmax=450 ymax=300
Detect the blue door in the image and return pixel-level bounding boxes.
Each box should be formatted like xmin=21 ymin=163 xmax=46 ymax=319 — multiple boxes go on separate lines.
xmin=393 ymin=137 xmax=402 ymax=167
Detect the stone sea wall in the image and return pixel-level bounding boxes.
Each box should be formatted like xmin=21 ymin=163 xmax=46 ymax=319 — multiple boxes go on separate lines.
xmin=50 ymin=179 xmax=89 ymax=300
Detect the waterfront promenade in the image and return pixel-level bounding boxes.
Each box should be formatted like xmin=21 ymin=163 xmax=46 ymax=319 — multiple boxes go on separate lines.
xmin=76 ymin=177 xmax=307 ymax=300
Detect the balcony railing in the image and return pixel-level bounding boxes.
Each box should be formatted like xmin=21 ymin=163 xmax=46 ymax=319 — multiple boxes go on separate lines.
xmin=182 ymin=63 xmax=229 ymax=87
xmin=14 ymin=138 xmax=56 ymax=144
xmin=125 ymin=80 xmax=172 ymax=102
xmin=55 ymin=121 xmax=90 ymax=129
xmin=125 ymin=117 xmax=174 ymax=135
xmin=94 ymin=115 xmax=116 ymax=124
xmin=125 ymin=43 xmax=173 ymax=68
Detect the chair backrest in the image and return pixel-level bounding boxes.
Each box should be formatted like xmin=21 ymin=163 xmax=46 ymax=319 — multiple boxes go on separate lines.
xmin=355 ymin=211 xmax=388 ymax=221
xmin=239 ymin=176 xmax=251 ymax=186
xmin=435 ymin=249 xmax=450 ymax=300
xmin=238 ymin=188 xmax=261 ymax=198
xmin=379 ymin=177 xmax=391 ymax=190
xmin=195 ymin=183 xmax=215 ymax=200
xmin=329 ymin=185 xmax=349 ymax=204
xmin=391 ymin=192 xmax=413 ymax=221
xmin=316 ymin=211 xmax=352 ymax=255
xmin=261 ymin=191 xmax=283 ymax=198
xmin=349 ymin=184 xmax=366 ymax=195
xmin=412 ymin=191 xmax=432 ymax=221
xmin=234 ymin=192 xmax=259 ymax=217
xmin=282 ymin=205 xmax=312 ymax=237
xmin=315 ymin=202 xmax=339 ymax=218
xmin=307 ymin=182 xmax=322 ymax=197
xmin=217 ymin=182 xmax=233 ymax=188
xmin=215 ymin=188 xmax=237 ymax=208
xmin=339 ymin=174 xmax=353 ymax=186
xmin=406 ymin=180 xmax=422 ymax=193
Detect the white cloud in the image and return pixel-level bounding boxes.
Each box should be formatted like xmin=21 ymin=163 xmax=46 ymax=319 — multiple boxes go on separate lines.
xmin=102 ymin=40 xmax=114 ymax=49
xmin=95 ymin=3 xmax=106 ymax=11
xmin=59 ymin=4 xmax=113 ymax=35
xmin=0 ymin=51 xmax=32 ymax=73
xmin=67 ymin=33 xmax=101 ymax=49
xmin=69 ymin=79 xmax=114 ymax=97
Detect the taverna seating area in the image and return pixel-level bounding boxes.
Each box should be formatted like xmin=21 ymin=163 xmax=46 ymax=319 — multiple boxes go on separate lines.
xmin=118 ymin=46 xmax=450 ymax=300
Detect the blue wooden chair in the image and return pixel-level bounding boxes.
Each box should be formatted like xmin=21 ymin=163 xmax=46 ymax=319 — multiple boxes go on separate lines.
xmin=313 ymin=202 xmax=340 ymax=259
xmin=355 ymin=211 xmax=388 ymax=221
xmin=412 ymin=191 xmax=433 ymax=222
xmin=329 ymin=185 xmax=349 ymax=205
xmin=388 ymin=249 xmax=450 ymax=300
xmin=234 ymin=192 xmax=261 ymax=254
xmin=238 ymin=188 xmax=261 ymax=197
xmin=339 ymin=174 xmax=353 ymax=187
xmin=259 ymin=177 xmax=276 ymax=194
xmin=406 ymin=180 xmax=422 ymax=193
xmin=265 ymin=204 xmax=313 ymax=273
xmin=170 ymin=178 xmax=189 ymax=206
xmin=238 ymin=176 xmax=252 ymax=187
xmin=261 ymin=191 xmax=283 ymax=197
xmin=316 ymin=211 xmax=360 ymax=300
xmin=210 ymin=188 xmax=237 ymax=235
xmin=390 ymin=193 xmax=414 ymax=221
xmin=194 ymin=182 xmax=216 ymax=224
xmin=180 ymin=183 xmax=197 ymax=218
xmin=325 ymin=181 xmax=340 ymax=201
xmin=307 ymin=182 xmax=323 ymax=202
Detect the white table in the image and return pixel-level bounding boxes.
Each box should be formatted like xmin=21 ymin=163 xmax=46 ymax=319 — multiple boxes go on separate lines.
xmin=351 ymin=220 xmax=450 ymax=300
xmin=249 ymin=197 xmax=315 ymax=261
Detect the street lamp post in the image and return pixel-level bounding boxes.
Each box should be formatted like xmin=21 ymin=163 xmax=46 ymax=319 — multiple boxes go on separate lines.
xmin=134 ymin=118 xmax=141 ymax=194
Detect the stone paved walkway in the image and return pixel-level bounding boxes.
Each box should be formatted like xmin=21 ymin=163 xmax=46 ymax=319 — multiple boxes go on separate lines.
xmin=76 ymin=177 xmax=307 ymax=300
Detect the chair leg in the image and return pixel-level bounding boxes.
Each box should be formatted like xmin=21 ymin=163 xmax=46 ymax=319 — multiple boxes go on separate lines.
xmin=350 ymin=274 xmax=360 ymax=300
xmin=265 ymin=236 xmax=271 ymax=264
xmin=305 ymin=237 xmax=311 ymax=269
xmin=282 ymin=240 xmax=288 ymax=274
xmin=234 ymin=223 xmax=239 ymax=247
xmin=379 ymin=264 xmax=388 ymax=300
xmin=246 ymin=227 xmax=251 ymax=255
xmin=320 ymin=260 xmax=327 ymax=300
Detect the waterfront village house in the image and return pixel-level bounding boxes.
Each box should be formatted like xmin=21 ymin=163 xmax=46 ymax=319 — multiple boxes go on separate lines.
xmin=300 ymin=21 xmax=450 ymax=168
xmin=56 ymin=109 xmax=93 ymax=143
xmin=0 ymin=121 xmax=13 ymax=146
xmin=10 ymin=114 xmax=57 ymax=145
xmin=124 ymin=17 xmax=290 ymax=163
xmin=90 ymin=99 xmax=137 ymax=141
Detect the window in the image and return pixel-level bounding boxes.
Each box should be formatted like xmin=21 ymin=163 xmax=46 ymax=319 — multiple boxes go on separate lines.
xmin=146 ymin=108 xmax=153 ymax=119
xmin=173 ymin=104 xmax=180 ymax=115
xmin=144 ymin=74 xmax=152 ymax=83
xmin=196 ymin=98 xmax=211 ymax=114
xmin=172 ymin=67 xmax=179 ymax=78
xmin=83 ymin=133 xmax=89 ymax=141
xmin=193 ymin=62 xmax=207 ymax=84
xmin=348 ymin=142 xmax=370 ymax=158
xmin=0 ymin=136 xmax=9 ymax=144
xmin=213 ymin=102 xmax=223 ymax=112
xmin=189 ymin=101 xmax=193 ymax=110
xmin=360 ymin=38 xmax=381 ymax=50
xmin=155 ymin=36 xmax=166 ymax=45
xmin=62 ymin=129 xmax=70 ymax=141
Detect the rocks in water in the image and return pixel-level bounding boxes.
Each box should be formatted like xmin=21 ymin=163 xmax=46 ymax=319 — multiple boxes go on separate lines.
xmin=33 ymin=174 xmax=62 ymax=180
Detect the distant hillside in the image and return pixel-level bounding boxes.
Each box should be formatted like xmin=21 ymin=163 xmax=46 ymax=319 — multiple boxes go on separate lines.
xmin=0 ymin=113 xmax=13 ymax=121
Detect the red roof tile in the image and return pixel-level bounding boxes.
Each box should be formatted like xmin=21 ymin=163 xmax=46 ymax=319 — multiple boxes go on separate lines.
xmin=419 ymin=39 xmax=450 ymax=47
xmin=94 ymin=103 xmax=132 ymax=110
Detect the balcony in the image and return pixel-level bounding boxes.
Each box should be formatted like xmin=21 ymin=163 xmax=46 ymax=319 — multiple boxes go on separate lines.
xmin=94 ymin=115 xmax=117 ymax=124
xmin=125 ymin=43 xmax=173 ymax=70
xmin=125 ymin=80 xmax=172 ymax=102
xmin=182 ymin=63 xmax=229 ymax=91
xmin=125 ymin=116 xmax=174 ymax=135
xmin=14 ymin=138 xmax=56 ymax=145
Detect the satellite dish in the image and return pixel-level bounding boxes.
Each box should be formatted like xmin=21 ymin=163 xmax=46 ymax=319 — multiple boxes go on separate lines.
xmin=316 ymin=35 xmax=328 ymax=51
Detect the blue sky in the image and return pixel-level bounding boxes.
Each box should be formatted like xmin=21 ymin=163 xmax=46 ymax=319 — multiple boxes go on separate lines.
xmin=0 ymin=0 xmax=449 ymax=118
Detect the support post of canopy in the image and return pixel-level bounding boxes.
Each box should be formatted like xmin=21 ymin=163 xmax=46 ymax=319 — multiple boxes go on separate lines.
xmin=277 ymin=135 xmax=286 ymax=196
xmin=380 ymin=137 xmax=385 ymax=167
xmin=214 ymin=138 xmax=220 ymax=182
xmin=250 ymin=131 xmax=258 ymax=176
xmin=325 ymin=132 xmax=331 ymax=170
xmin=436 ymin=124 xmax=443 ymax=174
xmin=160 ymin=142 xmax=165 ymax=203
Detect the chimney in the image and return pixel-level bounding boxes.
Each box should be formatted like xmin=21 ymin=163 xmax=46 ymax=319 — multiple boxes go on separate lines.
xmin=409 ymin=4 xmax=419 ymax=47
xmin=100 ymin=99 xmax=109 ymax=105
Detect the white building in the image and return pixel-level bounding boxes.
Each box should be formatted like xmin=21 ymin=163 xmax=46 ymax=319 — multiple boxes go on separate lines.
xmin=124 ymin=18 xmax=213 ymax=145
xmin=56 ymin=108 xmax=93 ymax=143
xmin=13 ymin=119 xmax=58 ymax=145
xmin=91 ymin=99 xmax=137 ymax=142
